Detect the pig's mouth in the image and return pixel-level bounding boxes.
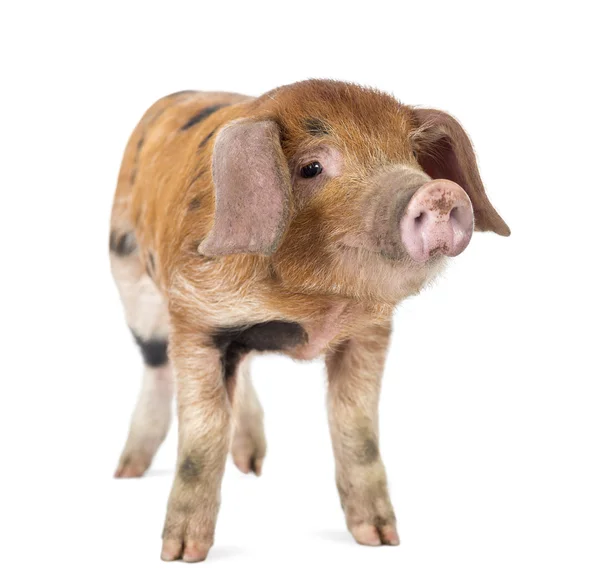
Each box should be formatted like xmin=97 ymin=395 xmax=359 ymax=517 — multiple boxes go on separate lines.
xmin=338 ymin=242 xmax=406 ymax=264
xmin=337 ymin=226 xmax=440 ymax=266
xmin=334 ymin=240 xmax=447 ymax=301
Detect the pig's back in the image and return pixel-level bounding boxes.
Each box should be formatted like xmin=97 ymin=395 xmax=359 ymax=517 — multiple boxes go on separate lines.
xmin=114 ymin=89 xmax=252 ymax=202
xmin=111 ymin=89 xmax=254 ymax=285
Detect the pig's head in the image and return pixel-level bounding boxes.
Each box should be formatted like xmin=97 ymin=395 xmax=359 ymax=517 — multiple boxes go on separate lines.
xmin=200 ymin=80 xmax=510 ymax=303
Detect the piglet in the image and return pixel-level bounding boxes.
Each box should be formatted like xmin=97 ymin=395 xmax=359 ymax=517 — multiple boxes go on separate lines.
xmin=109 ymin=80 xmax=510 ymax=562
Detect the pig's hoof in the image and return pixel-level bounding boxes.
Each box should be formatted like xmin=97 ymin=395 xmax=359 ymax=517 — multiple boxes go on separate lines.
xmin=232 ymin=451 xmax=264 ymax=476
xmin=161 ymin=537 xmax=212 ymax=563
xmin=162 ymin=488 xmax=217 ymax=562
xmin=350 ymin=521 xmax=400 ymax=546
xmin=231 ymin=427 xmax=266 ymax=476
xmin=114 ymin=453 xmax=151 ymax=478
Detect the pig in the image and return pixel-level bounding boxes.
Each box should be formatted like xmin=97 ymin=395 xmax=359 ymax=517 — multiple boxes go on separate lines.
xmin=109 ymin=79 xmax=510 ymax=562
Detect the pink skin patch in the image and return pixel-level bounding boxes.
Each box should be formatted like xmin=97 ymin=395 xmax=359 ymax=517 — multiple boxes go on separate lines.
xmin=400 ymin=179 xmax=474 ymax=263
xmin=289 ymin=301 xmax=350 ymax=361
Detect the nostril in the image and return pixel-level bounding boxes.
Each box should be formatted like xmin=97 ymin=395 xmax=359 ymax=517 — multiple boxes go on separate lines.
xmin=449 ymin=205 xmax=471 ymax=230
xmin=449 ymin=206 xmax=461 ymax=222
xmin=414 ymin=212 xmax=425 ymax=226
xmin=450 ymin=204 xmax=471 ymax=227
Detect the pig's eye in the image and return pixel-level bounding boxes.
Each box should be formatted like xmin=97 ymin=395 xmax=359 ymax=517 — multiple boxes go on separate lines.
xmin=299 ymin=161 xmax=323 ymax=179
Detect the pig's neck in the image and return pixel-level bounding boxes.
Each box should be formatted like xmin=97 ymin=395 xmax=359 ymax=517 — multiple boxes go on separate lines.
xmin=290 ymin=299 xmax=390 ymax=361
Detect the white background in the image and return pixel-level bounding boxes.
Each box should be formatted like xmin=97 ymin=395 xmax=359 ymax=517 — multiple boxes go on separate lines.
xmin=1 ymin=1 xmax=598 ymax=585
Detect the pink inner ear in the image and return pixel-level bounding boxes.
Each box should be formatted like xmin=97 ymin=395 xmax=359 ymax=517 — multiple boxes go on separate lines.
xmin=199 ymin=120 xmax=292 ymax=256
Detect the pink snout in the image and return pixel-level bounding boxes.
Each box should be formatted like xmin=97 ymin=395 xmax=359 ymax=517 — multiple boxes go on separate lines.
xmin=400 ymin=180 xmax=474 ymax=262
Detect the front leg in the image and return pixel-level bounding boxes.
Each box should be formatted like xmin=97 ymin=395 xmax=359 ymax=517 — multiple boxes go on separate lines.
xmin=160 ymin=329 xmax=231 ymax=563
xmin=326 ymin=320 xmax=399 ymax=546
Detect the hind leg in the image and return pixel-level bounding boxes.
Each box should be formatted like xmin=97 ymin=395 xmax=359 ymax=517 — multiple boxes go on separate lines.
xmin=110 ymin=229 xmax=173 ymax=478
xmin=115 ymin=362 xmax=173 ymax=477
xmin=231 ymin=357 xmax=266 ymax=476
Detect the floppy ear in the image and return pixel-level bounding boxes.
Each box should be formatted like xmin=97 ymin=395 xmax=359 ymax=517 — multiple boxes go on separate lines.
xmin=199 ymin=119 xmax=292 ymax=256
xmin=411 ymin=108 xmax=510 ymax=236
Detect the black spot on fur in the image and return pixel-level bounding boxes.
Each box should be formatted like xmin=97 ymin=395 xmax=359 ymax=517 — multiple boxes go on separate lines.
xmin=132 ymin=331 xmax=168 ymax=367
xmin=198 ymin=128 xmax=217 ymax=149
xmin=179 ymin=453 xmax=203 ymax=483
xmin=304 ymin=117 xmax=330 ymax=136
xmin=180 ymin=104 xmax=227 ymax=131
xmin=212 ymin=321 xmax=307 ymax=380
xmin=188 ymin=197 xmax=201 ymax=211
xmin=109 ymin=231 xmax=137 ymax=256
xmin=355 ymin=437 xmax=379 ymax=465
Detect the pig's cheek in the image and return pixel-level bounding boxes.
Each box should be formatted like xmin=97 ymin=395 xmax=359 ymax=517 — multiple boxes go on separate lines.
xmin=338 ymin=213 xmax=394 ymax=254
xmin=339 ymin=231 xmax=380 ymax=252
xmin=292 ymin=176 xmax=326 ymax=206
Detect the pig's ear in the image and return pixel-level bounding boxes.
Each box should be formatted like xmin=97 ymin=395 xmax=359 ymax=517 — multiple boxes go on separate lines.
xmin=411 ymin=108 xmax=510 ymax=236
xmin=199 ymin=119 xmax=292 ymax=256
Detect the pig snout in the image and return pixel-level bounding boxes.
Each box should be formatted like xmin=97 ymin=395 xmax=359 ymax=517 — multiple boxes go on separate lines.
xmin=400 ymin=180 xmax=474 ymax=262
